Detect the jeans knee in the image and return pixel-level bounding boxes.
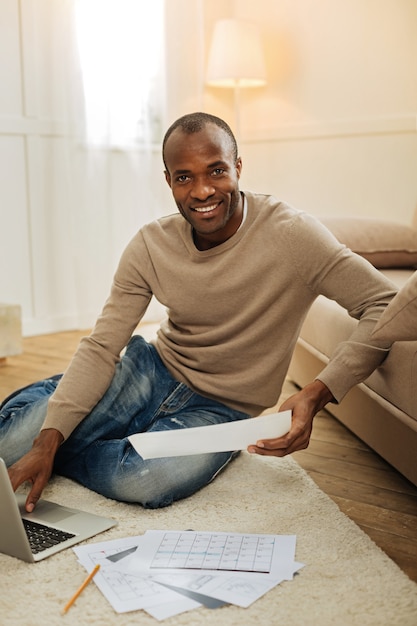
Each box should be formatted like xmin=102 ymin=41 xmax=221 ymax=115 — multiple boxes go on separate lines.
xmin=112 ymin=448 xmax=236 ymax=508
xmin=0 ymin=397 xmax=49 ymax=466
xmin=112 ymin=459 xmax=182 ymax=508
xmin=140 ymin=486 xmax=176 ymax=509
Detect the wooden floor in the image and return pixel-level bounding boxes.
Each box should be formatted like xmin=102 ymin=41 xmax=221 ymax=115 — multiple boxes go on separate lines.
xmin=1 ymin=329 xmax=417 ymax=583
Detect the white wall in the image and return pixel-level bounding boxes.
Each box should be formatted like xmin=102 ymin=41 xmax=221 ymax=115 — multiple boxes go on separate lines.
xmin=0 ymin=0 xmax=416 ymax=337
xmin=204 ymin=0 xmax=417 ymax=221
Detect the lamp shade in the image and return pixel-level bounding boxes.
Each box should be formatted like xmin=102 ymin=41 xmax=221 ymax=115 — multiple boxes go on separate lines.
xmin=206 ymin=19 xmax=267 ymax=88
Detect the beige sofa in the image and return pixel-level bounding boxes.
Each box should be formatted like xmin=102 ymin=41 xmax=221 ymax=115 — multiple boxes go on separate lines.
xmin=287 ymin=217 xmax=417 ymax=487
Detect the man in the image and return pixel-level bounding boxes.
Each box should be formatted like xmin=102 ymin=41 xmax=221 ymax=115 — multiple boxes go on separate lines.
xmin=0 ymin=112 xmax=396 ymax=512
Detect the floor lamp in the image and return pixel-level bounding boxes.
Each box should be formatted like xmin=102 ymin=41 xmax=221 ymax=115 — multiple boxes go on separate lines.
xmin=206 ymin=19 xmax=267 ymax=143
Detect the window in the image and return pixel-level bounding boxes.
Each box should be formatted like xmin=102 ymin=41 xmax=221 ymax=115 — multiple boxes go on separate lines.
xmin=75 ymin=0 xmax=165 ymax=147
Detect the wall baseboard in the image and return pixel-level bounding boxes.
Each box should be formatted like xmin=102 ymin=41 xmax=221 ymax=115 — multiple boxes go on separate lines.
xmin=22 ymin=314 xmax=96 ymax=337
xmin=22 ymin=304 xmax=166 ymax=338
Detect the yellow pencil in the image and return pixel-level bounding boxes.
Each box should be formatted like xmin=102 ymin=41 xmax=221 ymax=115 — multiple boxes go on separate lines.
xmin=61 ymin=564 xmax=101 ymax=614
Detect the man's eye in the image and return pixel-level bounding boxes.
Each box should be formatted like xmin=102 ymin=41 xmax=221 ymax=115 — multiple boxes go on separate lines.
xmin=177 ymin=175 xmax=189 ymax=183
xmin=213 ymin=168 xmax=225 ymax=176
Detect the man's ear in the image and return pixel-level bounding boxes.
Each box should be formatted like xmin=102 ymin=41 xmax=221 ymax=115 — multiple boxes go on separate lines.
xmin=164 ymin=170 xmax=172 ymax=188
xmin=236 ymin=157 xmax=242 ymax=179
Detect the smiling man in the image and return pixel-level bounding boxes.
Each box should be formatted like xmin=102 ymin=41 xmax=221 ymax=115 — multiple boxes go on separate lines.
xmin=1 ymin=112 xmax=397 ymax=512
xmin=163 ymin=115 xmax=243 ymax=249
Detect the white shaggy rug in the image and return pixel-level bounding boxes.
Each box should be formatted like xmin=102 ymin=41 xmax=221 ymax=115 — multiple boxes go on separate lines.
xmin=1 ymin=453 xmax=416 ymax=626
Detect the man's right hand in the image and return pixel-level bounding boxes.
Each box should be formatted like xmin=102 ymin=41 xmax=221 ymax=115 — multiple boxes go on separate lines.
xmin=7 ymin=428 xmax=64 ymax=512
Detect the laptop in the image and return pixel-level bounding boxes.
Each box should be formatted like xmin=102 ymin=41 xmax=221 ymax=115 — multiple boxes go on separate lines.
xmin=0 ymin=457 xmax=117 ymax=562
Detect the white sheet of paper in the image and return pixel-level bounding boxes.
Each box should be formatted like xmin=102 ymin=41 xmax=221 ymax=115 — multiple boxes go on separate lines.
xmin=152 ymin=564 xmax=304 ymax=609
xmin=128 ymin=410 xmax=291 ymax=460
xmin=116 ymin=530 xmax=297 ymax=580
xmin=73 ymin=536 xmax=198 ymax=614
xmin=144 ymin=597 xmax=201 ymax=621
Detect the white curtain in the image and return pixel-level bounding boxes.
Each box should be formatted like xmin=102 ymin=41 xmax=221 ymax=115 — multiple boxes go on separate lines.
xmin=74 ymin=0 xmax=165 ymax=148
xmin=25 ymin=0 xmax=170 ymax=331
xmin=70 ymin=0 xmax=168 ymax=325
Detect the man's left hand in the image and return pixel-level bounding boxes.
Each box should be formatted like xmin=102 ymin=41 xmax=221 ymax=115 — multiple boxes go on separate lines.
xmin=247 ymin=380 xmax=334 ymax=457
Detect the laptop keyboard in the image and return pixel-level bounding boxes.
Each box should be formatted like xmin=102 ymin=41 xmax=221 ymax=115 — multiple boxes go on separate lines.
xmin=23 ymin=518 xmax=76 ymax=554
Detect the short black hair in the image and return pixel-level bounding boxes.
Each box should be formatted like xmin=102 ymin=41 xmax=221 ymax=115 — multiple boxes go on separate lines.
xmin=162 ymin=112 xmax=238 ymax=169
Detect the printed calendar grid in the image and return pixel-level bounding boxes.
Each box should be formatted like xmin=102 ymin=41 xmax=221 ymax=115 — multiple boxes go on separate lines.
xmin=150 ymin=532 xmax=275 ymax=573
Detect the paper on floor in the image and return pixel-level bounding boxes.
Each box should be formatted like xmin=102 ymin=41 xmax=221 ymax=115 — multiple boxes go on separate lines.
xmin=73 ymin=529 xmax=303 ymax=620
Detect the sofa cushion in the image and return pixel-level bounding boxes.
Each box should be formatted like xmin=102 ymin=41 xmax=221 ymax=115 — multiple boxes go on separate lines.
xmin=320 ymin=217 xmax=417 ymax=268
xmin=298 ymin=269 xmax=417 ymax=419
xmin=372 ymin=271 xmax=417 ymax=342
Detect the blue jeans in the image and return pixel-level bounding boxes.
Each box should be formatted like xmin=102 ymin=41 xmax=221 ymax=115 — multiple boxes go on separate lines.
xmin=0 ymin=336 xmax=250 ymax=508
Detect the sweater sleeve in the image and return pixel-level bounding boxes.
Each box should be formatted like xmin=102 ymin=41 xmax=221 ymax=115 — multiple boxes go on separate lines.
xmin=41 ymin=232 xmax=153 ymax=439
xmin=287 ymin=212 xmax=398 ymax=402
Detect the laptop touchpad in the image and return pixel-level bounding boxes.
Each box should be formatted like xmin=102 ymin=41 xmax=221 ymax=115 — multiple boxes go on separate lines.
xmin=26 ymin=500 xmax=77 ymax=523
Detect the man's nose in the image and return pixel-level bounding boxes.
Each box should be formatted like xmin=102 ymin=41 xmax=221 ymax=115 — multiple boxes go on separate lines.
xmin=191 ymin=177 xmax=215 ymax=199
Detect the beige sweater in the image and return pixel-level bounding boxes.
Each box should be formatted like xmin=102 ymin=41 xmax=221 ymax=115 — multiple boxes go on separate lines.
xmin=43 ymin=192 xmax=397 ymax=439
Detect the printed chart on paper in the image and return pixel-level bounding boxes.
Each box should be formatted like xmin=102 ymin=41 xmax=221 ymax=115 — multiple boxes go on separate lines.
xmin=150 ymin=532 xmax=275 ymax=573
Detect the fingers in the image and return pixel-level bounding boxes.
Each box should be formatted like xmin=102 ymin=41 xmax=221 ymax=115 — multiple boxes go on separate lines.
xmin=8 ymin=463 xmax=46 ymax=512
xmin=7 ymin=462 xmax=30 ymax=492
xmin=249 ymin=381 xmax=331 ymax=458
xmin=7 ymin=453 xmax=54 ymax=512
xmin=26 ymin=479 xmax=46 ymax=512
xmin=248 ymin=430 xmax=310 ymax=457
xmin=7 ymin=429 xmax=63 ymax=511
xmin=247 ymin=409 xmax=313 ymax=457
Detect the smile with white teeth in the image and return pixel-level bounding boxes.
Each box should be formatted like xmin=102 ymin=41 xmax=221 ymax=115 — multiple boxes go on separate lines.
xmin=192 ymin=203 xmax=218 ymax=213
